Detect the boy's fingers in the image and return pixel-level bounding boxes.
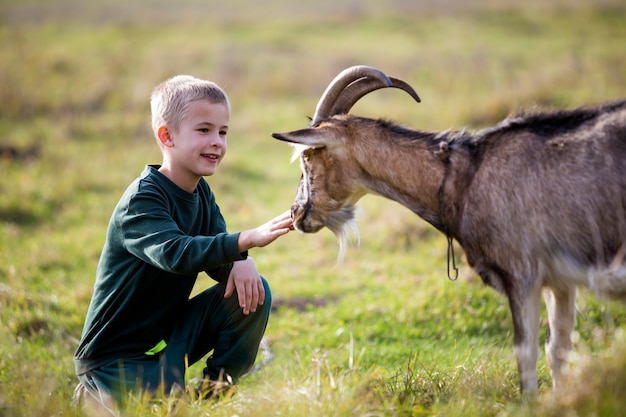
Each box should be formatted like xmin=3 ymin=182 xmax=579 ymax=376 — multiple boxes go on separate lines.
xmin=224 ymin=279 xmax=234 ymax=298
xmin=239 ymin=282 xmax=252 ymax=315
xmin=258 ymin=279 xmax=265 ymax=306
xmin=250 ymin=283 xmax=259 ymax=313
xmin=273 ymin=211 xmax=291 ymax=225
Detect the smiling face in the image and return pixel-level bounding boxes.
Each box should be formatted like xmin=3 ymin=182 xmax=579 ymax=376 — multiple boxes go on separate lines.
xmin=157 ymin=99 xmax=229 ymax=192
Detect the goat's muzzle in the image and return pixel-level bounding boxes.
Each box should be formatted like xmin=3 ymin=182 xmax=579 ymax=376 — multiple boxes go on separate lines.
xmin=291 ymin=203 xmax=324 ymax=233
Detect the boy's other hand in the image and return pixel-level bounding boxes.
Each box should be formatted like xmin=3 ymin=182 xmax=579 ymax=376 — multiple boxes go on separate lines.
xmin=237 ymin=210 xmax=293 ymax=252
xmin=224 ymin=257 xmax=263 ymax=315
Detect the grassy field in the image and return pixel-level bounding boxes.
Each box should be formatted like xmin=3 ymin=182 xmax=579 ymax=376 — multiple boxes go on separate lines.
xmin=1 ymin=0 xmax=626 ymax=416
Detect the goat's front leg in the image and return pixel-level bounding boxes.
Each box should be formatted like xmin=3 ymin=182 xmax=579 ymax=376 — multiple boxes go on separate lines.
xmin=543 ymin=286 xmax=576 ymax=390
xmin=508 ymin=282 xmax=543 ymax=394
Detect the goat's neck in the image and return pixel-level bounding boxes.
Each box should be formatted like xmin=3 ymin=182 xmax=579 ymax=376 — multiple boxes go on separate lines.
xmin=352 ymin=131 xmax=460 ymax=233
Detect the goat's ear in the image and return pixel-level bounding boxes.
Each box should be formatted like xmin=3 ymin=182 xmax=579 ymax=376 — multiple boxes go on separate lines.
xmin=272 ymin=129 xmax=328 ymax=148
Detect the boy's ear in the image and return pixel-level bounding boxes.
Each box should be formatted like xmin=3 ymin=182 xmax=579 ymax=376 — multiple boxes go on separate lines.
xmin=157 ymin=126 xmax=174 ymax=147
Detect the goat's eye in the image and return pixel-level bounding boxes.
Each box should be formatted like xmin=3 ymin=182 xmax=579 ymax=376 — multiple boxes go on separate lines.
xmin=302 ymin=153 xmax=309 ymax=162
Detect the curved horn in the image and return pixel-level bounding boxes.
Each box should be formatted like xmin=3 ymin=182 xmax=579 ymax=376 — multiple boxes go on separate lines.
xmin=329 ymin=76 xmax=421 ymax=115
xmin=311 ymin=65 xmax=392 ymax=126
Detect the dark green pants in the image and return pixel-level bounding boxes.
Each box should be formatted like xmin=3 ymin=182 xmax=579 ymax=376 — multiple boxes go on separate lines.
xmin=77 ymin=277 xmax=271 ymax=404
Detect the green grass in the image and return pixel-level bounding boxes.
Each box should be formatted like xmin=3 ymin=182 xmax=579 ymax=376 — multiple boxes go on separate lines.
xmin=1 ymin=0 xmax=626 ymax=416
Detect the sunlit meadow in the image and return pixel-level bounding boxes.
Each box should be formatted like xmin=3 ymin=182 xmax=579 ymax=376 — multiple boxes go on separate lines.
xmin=1 ymin=1 xmax=625 ymax=416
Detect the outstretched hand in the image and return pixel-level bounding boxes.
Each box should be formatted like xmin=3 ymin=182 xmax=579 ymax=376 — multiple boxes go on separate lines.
xmin=237 ymin=210 xmax=293 ymax=252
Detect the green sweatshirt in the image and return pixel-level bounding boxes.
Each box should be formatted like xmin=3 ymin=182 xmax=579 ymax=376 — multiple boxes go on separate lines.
xmin=74 ymin=165 xmax=248 ymax=375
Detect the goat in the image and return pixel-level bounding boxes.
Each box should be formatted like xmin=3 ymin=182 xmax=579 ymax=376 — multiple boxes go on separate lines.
xmin=271 ymin=65 xmax=626 ymax=394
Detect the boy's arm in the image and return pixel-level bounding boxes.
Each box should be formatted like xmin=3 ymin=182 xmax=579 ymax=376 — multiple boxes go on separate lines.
xmin=205 ymin=264 xmax=233 ymax=283
xmin=203 ymin=199 xmax=238 ymax=282
xmin=122 ymin=189 xmax=247 ymax=275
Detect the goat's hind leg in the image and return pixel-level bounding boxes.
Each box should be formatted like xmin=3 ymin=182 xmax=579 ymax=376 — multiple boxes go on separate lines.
xmin=543 ymin=286 xmax=576 ymax=391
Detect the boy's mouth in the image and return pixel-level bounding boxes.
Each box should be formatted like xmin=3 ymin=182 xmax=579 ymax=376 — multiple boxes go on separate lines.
xmin=202 ymin=153 xmax=220 ymax=161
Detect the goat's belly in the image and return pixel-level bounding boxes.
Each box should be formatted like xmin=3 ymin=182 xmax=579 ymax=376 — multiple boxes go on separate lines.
xmin=543 ymin=257 xmax=626 ymax=300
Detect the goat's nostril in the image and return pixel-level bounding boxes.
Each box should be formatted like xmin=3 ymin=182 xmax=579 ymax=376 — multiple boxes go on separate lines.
xmin=291 ymin=203 xmax=309 ymax=221
xmin=291 ymin=204 xmax=300 ymax=219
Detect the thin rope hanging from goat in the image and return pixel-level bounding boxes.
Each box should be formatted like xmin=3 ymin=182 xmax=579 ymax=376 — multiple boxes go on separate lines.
xmin=436 ymin=140 xmax=459 ymax=281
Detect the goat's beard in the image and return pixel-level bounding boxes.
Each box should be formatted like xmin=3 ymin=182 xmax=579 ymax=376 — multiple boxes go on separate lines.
xmin=324 ymin=206 xmax=361 ymax=263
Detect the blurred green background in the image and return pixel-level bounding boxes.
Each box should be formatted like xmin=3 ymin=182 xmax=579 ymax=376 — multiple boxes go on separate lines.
xmin=1 ymin=1 xmax=625 ymax=416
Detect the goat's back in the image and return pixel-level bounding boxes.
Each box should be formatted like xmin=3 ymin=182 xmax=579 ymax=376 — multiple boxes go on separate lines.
xmin=457 ymin=100 xmax=626 ymax=289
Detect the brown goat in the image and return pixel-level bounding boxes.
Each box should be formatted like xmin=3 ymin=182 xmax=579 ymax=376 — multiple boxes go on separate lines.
xmin=272 ymin=65 xmax=626 ymax=394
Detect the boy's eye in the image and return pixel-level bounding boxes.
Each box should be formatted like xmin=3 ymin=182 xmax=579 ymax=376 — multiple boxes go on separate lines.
xmin=219 ymin=130 xmax=228 ymax=136
xmin=198 ymin=128 xmax=209 ymax=133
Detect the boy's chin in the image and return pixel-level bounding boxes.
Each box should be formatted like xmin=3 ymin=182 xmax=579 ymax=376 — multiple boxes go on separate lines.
xmin=198 ymin=161 xmax=221 ymax=177
xmin=201 ymin=168 xmax=218 ymax=177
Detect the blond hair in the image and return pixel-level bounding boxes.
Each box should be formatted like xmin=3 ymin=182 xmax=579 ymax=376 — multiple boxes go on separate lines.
xmin=150 ymin=75 xmax=230 ymax=136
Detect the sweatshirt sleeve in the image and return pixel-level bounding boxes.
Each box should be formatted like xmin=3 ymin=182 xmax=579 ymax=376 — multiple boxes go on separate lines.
xmin=203 ymin=190 xmax=248 ymax=282
xmin=118 ymin=185 xmax=246 ymax=275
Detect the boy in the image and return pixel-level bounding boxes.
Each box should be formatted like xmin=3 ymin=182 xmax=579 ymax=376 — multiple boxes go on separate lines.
xmin=73 ymin=75 xmax=293 ymax=412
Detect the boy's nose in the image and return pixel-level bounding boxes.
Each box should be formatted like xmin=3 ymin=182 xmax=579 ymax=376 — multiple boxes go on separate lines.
xmin=209 ymin=134 xmax=223 ymax=147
